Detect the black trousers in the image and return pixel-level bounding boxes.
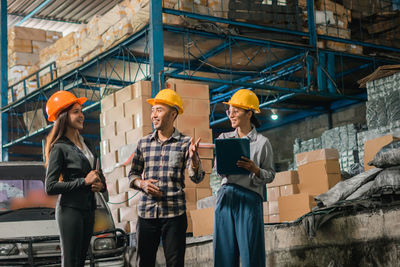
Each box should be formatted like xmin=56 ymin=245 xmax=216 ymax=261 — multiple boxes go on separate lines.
xmin=56 ymin=205 xmax=95 ymax=267
xmin=136 ymin=213 xmax=188 ymax=267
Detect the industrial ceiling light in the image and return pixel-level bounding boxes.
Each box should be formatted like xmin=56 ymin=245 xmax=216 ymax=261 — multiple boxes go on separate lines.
xmin=270 ymin=109 xmax=278 ymax=120
xmin=262 ymin=0 xmax=270 ymax=4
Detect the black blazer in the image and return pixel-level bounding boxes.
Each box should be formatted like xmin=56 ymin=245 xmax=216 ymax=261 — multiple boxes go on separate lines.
xmin=45 ymin=136 xmax=106 ymax=211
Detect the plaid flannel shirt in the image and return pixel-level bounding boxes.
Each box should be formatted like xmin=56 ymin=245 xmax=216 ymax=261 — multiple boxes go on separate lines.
xmin=128 ymin=128 xmax=205 ymax=218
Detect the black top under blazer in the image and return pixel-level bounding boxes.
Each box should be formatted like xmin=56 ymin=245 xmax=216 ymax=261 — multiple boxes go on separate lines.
xmin=45 ymin=136 xmax=106 ymax=211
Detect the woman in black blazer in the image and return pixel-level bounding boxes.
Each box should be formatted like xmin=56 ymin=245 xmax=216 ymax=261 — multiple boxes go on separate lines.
xmin=44 ymin=91 xmax=106 ymax=267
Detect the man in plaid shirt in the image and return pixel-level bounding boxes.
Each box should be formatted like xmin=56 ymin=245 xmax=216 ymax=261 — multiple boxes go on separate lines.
xmin=129 ymin=89 xmax=205 ymax=267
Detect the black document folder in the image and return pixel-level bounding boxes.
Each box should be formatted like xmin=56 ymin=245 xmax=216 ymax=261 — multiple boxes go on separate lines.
xmin=215 ymin=138 xmax=250 ymax=175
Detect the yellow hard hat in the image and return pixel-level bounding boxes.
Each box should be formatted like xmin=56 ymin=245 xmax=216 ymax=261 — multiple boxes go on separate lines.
xmin=146 ymin=89 xmax=184 ymax=114
xmin=223 ymin=89 xmax=260 ymax=113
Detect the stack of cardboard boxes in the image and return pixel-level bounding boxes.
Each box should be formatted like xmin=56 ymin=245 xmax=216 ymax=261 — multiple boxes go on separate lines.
xmin=100 ymin=80 xmax=153 ymax=233
xmin=264 ymin=149 xmax=342 ymax=223
xmin=265 ymin=170 xmax=300 ymax=223
xmin=165 ymin=79 xmax=214 ymax=236
xmin=8 ymin=26 xmax=62 ymax=102
xmin=100 ymin=79 xmax=213 ymax=235
xmin=314 ymin=0 xmax=363 ymax=54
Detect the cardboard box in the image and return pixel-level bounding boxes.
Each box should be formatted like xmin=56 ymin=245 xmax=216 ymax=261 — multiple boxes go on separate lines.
xmin=200 ymin=159 xmax=213 ymax=173
xmin=117 ymin=177 xmax=131 ymax=193
xmin=119 ymin=206 xmax=138 ymax=222
xmin=263 ymin=215 xmax=269 ymax=223
xmin=269 ymin=214 xmax=280 ymax=223
xmin=128 ymin=190 xmax=142 ymax=206
xmin=296 ymin=149 xmax=339 ymax=166
xmin=298 ymin=173 xmax=341 ymax=196
xmin=9 ymin=26 xmax=46 ymax=42
xmin=129 ymin=220 xmax=138 ymax=233
xmin=166 ymin=79 xmax=209 ymax=100
xmin=111 ymin=208 xmax=119 ymax=223
xmin=186 ymin=213 xmax=193 ymax=233
xmin=106 ymin=180 xmax=118 ymax=196
xmin=198 ymin=147 xmax=214 ymax=159
xmin=100 ymin=122 xmax=116 ymax=140
xmin=280 ymin=184 xmax=300 ymax=197
xmin=101 ymin=92 xmax=116 ymax=112
xmin=364 ymin=134 xmax=400 ymax=171
xmin=185 ymin=188 xmax=197 ymax=203
xmin=109 ymin=132 xmax=127 ymax=154
xmin=132 ymin=81 xmax=152 ymax=98
xmin=176 ymin=114 xmax=210 ymax=132
xmin=100 ymin=150 xmax=118 ymax=171
xmin=190 ymin=207 xmax=214 ymax=237
xmin=263 ymin=201 xmax=269 ymax=215
xmin=123 ymin=97 xmax=152 ymax=128
xmin=106 ymin=166 xmax=126 ymax=182
xmin=298 ymin=159 xmax=341 ymax=178
xmin=267 ymin=187 xmax=280 ymax=201
xmin=268 ymin=201 xmax=279 ymax=215
xmin=108 ymin=192 xmax=128 ymax=209
xmin=185 ymin=173 xmax=210 ymax=188
xmin=116 ymin=114 xmax=135 ymax=133
xmin=278 ymin=193 xmax=316 ymax=222
xmin=115 ymin=85 xmax=135 ymax=104
xmin=196 ymin=188 xmax=212 ymax=201
xmin=268 ymin=171 xmax=299 ymax=187
xmin=195 ymin=128 xmax=213 ymax=143
xmin=125 ymin=126 xmax=153 ymax=145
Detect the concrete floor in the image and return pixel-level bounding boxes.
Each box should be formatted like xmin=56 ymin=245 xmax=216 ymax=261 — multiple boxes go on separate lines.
xmin=126 ymin=206 xmax=400 ymax=266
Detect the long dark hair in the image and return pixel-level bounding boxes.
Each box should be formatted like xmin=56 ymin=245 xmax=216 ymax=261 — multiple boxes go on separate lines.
xmin=44 ymin=105 xmax=73 ymax=167
xmin=249 ymin=111 xmax=261 ymax=128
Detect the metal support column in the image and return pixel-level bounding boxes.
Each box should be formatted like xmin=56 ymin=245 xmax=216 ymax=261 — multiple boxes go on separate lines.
xmin=306 ymin=0 xmax=317 ymax=91
xmin=149 ymin=0 xmax=164 ymax=97
xmin=327 ymin=53 xmax=336 ymax=94
xmin=317 ymin=52 xmax=327 ymax=91
xmin=0 ymin=0 xmax=8 ymax=161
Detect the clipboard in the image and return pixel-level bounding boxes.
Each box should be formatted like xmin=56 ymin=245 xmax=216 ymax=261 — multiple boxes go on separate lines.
xmin=215 ymin=138 xmax=250 ymax=175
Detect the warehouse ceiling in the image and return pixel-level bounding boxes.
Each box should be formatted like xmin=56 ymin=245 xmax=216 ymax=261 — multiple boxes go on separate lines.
xmin=7 ymin=0 xmax=123 ymax=35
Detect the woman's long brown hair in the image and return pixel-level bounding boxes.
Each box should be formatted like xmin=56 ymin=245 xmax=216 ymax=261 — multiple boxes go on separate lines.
xmin=44 ymin=105 xmax=73 ymax=167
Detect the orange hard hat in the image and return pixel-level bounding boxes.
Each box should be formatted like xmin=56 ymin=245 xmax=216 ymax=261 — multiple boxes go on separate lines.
xmin=46 ymin=91 xmax=87 ymax=122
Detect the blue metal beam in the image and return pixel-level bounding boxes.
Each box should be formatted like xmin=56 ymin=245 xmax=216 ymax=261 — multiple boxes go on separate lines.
xmin=150 ymin=0 xmax=164 ymax=96
xmin=1 ymin=0 xmax=8 ymax=161
xmin=210 ymin=93 xmax=298 ymax=126
xmin=307 ymin=0 xmax=317 ymax=47
xmin=257 ymin=93 xmax=367 ymax=132
xmin=211 ymin=53 xmax=305 ymax=94
xmin=3 ymin=102 xmax=100 ymax=148
xmin=113 ymin=55 xmax=257 ymax=76
xmin=210 ymin=63 xmax=304 ymax=104
xmin=164 ymin=24 xmax=400 ymax=65
xmin=164 ymin=7 xmax=400 ymax=54
xmin=167 ymin=73 xmax=366 ymax=101
xmin=16 ymin=0 xmax=53 ymax=26
xmin=336 ymin=63 xmax=372 ymax=79
xmin=163 ymin=8 xmax=309 ymax=37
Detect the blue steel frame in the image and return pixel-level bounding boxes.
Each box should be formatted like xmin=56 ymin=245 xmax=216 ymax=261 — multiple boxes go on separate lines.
xmin=2 ymin=0 xmax=400 ymax=160
xmin=1 ymin=0 xmax=8 ymax=161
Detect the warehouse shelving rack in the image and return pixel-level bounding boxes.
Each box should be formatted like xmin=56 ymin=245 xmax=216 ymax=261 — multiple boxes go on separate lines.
xmin=1 ymin=0 xmax=400 ymax=161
